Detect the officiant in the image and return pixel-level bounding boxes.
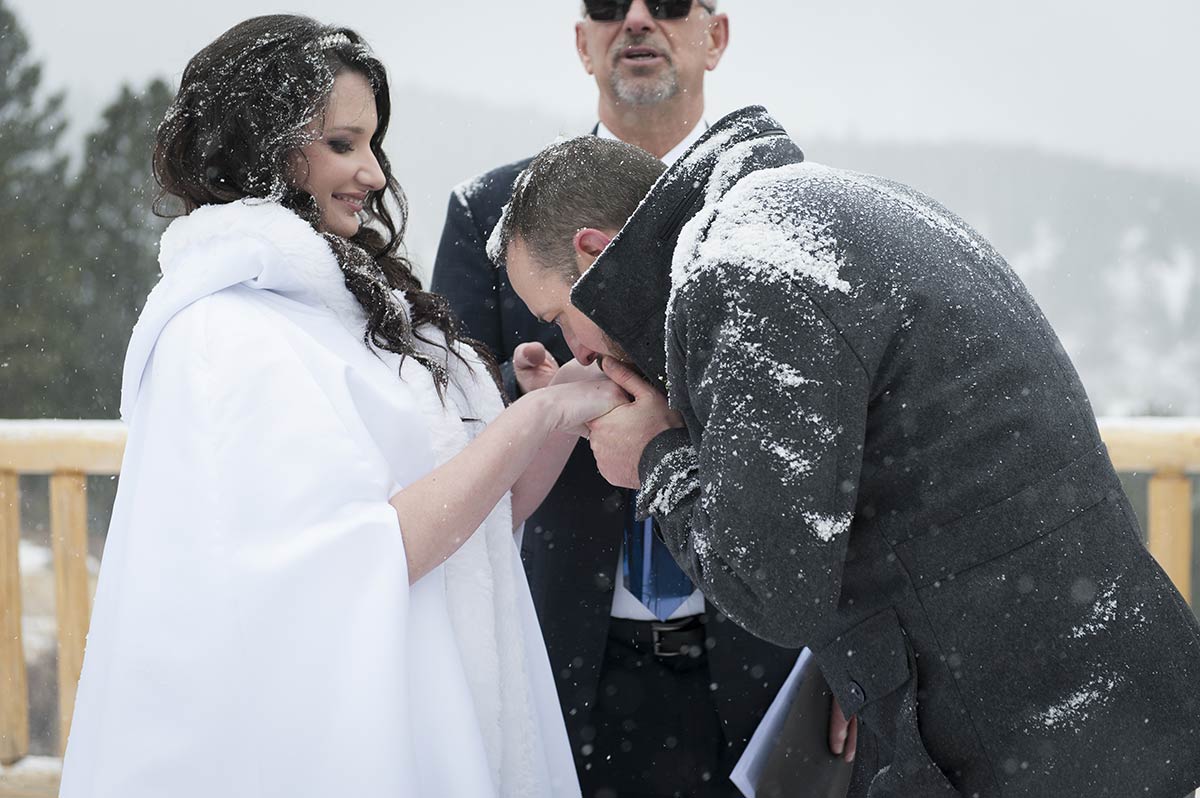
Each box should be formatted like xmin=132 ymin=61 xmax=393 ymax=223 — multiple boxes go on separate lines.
xmin=492 ymin=109 xmax=1200 ymax=797
xmin=430 ymin=3 xmax=833 ymax=797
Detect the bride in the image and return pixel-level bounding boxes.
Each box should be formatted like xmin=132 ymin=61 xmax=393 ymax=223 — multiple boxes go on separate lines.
xmin=58 ymin=16 xmax=623 ymax=798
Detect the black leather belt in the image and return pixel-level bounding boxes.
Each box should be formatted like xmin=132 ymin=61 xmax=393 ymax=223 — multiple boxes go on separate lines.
xmin=608 ymin=615 xmax=706 ymax=659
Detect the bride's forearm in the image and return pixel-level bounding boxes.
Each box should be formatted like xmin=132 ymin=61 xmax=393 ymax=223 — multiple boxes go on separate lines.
xmin=510 ymin=430 xmax=579 ymax=529
xmin=390 ymin=392 xmax=555 ymax=584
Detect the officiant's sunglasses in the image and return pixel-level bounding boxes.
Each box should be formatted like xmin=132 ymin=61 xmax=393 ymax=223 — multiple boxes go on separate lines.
xmin=584 ymin=0 xmax=714 ymax=22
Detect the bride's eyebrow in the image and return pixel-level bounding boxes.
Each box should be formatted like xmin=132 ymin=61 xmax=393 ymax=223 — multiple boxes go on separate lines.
xmin=328 ymin=125 xmax=367 ymax=134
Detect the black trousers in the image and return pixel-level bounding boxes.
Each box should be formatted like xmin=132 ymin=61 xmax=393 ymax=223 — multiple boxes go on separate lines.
xmin=580 ymin=620 xmax=740 ymax=798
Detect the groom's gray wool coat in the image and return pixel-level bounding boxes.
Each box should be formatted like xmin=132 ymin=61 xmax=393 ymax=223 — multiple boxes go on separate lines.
xmin=571 ymin=106 xmax=1200 ymax=798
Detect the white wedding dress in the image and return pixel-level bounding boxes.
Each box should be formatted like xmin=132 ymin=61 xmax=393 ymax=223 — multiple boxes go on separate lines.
xmin=58 ymin=200 xmax=580 ymax=798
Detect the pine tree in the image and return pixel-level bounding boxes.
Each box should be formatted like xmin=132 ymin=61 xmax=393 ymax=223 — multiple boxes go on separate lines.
xmin=0 ymin=0 xmax=174 ymax=418
xmin=0 ymin=0 xmax=71 ymax=417
xmin=60 ymin=80 xmax=173 ymax=417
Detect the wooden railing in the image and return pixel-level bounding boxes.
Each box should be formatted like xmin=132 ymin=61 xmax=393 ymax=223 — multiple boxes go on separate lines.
xmin=1 ymin=421 xmax=124 ymax=796
xmin=0 ymin=418 xmax=1198 ymax=794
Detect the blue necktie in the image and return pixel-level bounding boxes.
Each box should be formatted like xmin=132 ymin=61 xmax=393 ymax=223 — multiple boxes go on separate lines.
xmin=623 ymin=489 xmax=695 ymax=621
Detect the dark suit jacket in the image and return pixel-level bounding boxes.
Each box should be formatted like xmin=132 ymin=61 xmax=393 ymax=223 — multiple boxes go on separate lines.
xmin=431 ymin=154 xmax=801 ymax=774
xmin=572 ymin=105 xmax=1200 ymax=798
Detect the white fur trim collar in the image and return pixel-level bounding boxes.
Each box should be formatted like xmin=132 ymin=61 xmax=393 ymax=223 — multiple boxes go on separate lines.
xmin=158 ymin=199 xmax=370 ymax=329
xmin=122 ymin=201 xmax=391 ymax=419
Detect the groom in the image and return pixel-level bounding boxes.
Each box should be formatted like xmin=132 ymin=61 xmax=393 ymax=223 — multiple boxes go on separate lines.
xmin=494 ymin=106 xmax=1200 ymax=797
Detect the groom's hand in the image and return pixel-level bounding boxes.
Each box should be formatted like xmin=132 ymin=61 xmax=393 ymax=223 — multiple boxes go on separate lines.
xmin=586 ymin=359 xmax=684 ymax=489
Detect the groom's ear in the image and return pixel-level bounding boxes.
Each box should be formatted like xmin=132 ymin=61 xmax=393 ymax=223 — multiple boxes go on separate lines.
xmin=572 ymin=228 xmax=613 ymax=263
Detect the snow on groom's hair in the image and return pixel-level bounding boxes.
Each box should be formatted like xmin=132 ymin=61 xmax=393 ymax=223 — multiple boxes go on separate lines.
xmin=491 ymin=136 xmax=665 ymax=280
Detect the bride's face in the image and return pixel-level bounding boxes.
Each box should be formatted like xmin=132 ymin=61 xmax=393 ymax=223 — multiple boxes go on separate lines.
xmin=296 ymin=71 xmax=387 ymax=238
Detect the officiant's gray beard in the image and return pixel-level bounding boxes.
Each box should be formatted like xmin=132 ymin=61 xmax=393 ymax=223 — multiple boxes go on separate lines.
xmin=610 ymin=67 xmax=680 ymax=106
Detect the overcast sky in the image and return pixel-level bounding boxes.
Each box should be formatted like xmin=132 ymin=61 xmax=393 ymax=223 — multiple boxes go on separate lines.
xmin=13 ymin=0 xmax=1200 ymax=180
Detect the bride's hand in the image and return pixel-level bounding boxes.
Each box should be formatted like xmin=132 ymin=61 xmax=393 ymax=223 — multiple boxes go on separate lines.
xmin=549 ymin=357 xmax=607 ymax=386
xmin=537 ymin=379 xmax=630 ymax=437
xmin=513 ymin=342 xmax=560 ymax=394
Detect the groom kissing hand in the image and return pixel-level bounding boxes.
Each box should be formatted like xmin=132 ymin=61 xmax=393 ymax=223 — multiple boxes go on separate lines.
xmin=493 ymin=114 xmax=1200 ymax=798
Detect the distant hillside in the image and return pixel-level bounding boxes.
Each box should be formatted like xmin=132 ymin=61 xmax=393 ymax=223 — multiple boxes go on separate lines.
xmin=803 ymin=139 xmax=1200 ymax=416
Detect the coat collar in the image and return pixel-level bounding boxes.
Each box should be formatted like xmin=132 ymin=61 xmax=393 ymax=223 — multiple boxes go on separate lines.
xmin=569 ymin=106 xmax=801 ymax=392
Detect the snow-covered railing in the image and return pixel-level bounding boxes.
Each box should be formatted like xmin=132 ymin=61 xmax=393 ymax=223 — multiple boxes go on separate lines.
xmin=0 ymin=417 xmax=1197 ymax=791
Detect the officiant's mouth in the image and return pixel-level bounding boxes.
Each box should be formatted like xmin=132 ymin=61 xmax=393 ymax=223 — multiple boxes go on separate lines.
xmin=619 ymin=46 xmax=667 ymax=66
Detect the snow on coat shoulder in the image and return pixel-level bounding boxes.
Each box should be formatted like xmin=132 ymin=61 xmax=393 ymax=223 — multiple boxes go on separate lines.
xmin=672 ymin=163 xmax=854 ymax=299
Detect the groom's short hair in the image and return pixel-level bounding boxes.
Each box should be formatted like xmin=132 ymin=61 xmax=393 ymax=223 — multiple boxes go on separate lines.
xmin=492 ymin=136 xmax=666 ymax=281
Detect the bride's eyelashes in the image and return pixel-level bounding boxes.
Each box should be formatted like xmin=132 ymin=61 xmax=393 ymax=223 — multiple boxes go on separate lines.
xmin=327 ymin=138 xmax=353 ymax=154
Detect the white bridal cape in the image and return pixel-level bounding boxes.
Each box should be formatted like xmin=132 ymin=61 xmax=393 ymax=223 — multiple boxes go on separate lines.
xmin=58 ymin=200 xmax=580 ymax=798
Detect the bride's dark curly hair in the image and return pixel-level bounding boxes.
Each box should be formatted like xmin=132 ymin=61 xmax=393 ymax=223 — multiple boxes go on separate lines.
xmin=153 ymin=14 xmax=500 ymax=398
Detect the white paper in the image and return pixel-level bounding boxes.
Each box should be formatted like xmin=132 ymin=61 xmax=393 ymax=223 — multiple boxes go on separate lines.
xmin=730 ymin=647 xmax=815 ymax=798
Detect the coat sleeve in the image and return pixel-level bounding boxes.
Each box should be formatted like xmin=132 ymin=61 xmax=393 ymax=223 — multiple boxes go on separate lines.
xmin=431 ymin=189 xmax=521 ymax=398
xmin=636 ymin=264 xmax=870 ymax=647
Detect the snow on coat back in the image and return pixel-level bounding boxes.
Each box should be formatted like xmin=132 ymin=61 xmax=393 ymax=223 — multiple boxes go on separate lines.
xmin=660 ymin=143 xmax=860 ymax=549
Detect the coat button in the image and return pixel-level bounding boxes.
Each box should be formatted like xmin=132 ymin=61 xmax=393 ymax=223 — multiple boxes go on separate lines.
xmin=848 ymin=681 xmax=865 ymax=702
